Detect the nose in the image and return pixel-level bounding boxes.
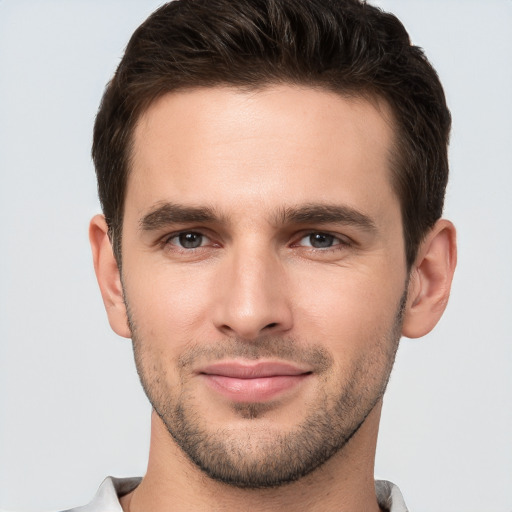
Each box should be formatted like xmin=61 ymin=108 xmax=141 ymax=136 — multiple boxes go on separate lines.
xmin=212 ymin=246 xmax=293 ymax=340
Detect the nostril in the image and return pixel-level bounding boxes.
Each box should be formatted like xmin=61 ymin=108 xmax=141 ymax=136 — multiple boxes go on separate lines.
xmin=265 ymin=322 xmax=278 ymax=330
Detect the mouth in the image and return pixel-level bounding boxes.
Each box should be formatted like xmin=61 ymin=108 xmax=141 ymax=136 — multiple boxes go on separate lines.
xmin=197 ymin=361 xmax=313 ymax=402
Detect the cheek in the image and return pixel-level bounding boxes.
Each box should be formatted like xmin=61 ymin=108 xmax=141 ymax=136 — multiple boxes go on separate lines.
xmin=289 ymin=264 xmax=404 ymax=352
xmin=124 ymin=262 xmax=216 ymax=346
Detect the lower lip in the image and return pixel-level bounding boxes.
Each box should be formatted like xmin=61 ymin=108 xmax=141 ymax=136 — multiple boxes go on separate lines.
xmin=201 ymin=374 xmax=310 ymax=402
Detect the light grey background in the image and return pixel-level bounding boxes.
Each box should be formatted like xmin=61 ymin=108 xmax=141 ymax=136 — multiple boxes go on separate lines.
xmin=0 ymin=1 xmax=511 ymax=511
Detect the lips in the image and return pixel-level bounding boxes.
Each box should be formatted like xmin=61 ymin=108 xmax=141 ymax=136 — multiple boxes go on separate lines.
xmin=198 ymin=361 xmax=312 ymax=402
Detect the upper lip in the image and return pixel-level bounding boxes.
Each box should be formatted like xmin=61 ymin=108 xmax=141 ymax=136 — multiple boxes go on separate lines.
xmin=198 ymin=361 xmax=312 ymax=379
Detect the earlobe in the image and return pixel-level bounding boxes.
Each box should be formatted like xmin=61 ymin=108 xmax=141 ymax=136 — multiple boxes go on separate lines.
xmin=89 ymin=214 xmax=131 ymax=338
xmin=402 ymin=219 xmax=457 ymax=339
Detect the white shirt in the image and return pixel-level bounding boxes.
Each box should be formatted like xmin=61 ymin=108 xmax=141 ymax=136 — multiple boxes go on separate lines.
xmin=63 ymin=476 xmax=409 ymax=511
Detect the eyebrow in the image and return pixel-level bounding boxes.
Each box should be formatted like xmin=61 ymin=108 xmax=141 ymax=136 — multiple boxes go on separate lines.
xmin=276 ymin=204 xmax=377 ymax=232
xmin=139 ymin=201 xmax=377 ymax=233
xmin=139 ymin=202 xmax=221 ymax=231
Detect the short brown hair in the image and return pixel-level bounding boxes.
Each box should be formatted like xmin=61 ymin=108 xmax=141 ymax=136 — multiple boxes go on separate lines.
xmin=92 ymin=0 xmax=451 ymax=268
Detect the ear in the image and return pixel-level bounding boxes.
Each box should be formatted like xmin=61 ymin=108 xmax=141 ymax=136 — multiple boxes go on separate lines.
xmin=89 ymin=214 xmax=131 ymax=338
xmin=402 ymin=219 xmax=457 ymax=339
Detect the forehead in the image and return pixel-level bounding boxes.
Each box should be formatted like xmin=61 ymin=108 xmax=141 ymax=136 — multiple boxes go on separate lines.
xmin=128 ymin=85 xmax=397 ymax=223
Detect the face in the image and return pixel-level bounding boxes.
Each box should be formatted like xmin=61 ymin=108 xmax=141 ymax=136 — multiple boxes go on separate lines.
xmin=121 ymin=86 xmax=408 ymax=487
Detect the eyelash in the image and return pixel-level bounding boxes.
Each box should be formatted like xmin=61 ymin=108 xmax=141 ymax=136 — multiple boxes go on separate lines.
xmin=293 ymin=232 xmax=351 ymax=251
xmin=162 ymin=231 xmax=215 ymax=252
xmin=161 ymin=230 xmax=352 ymax=254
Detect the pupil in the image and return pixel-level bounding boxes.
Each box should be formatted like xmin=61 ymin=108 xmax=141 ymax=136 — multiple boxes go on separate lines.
xmin=179 ymin=232 xmax=202 ymax=248
xmin=310 ymin=233 xmax=333 ymax=248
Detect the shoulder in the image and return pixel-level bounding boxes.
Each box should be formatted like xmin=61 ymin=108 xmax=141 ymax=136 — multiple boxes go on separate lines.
xmin=59 ymin=477 xmax=142 ymax=512
xmin=375 ymin=480 xmax=409 ymax=512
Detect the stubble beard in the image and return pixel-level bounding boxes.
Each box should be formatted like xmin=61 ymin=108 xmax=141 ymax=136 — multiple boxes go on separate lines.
xmin=127 ymin=292 xmax=406 ymax=489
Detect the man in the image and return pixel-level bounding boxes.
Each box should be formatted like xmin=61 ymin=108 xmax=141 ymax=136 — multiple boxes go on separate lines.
xmin=82 ymin=0 xmax=456 ymax=510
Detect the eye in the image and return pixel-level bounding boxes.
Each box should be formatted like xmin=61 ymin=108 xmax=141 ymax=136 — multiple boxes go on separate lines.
xmin=297 ymin=233 xmax=346 ymax=249
xmin=168 ymin=232 xmax=208 ymax=249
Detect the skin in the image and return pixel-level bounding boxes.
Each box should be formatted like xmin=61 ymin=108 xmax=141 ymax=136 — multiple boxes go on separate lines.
xmin=90 ymin=86 xmax=457 ymax=512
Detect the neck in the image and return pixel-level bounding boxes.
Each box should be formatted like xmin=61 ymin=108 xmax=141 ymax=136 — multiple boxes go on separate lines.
xmin=121 ymin=402 xmax=384 ymax=512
